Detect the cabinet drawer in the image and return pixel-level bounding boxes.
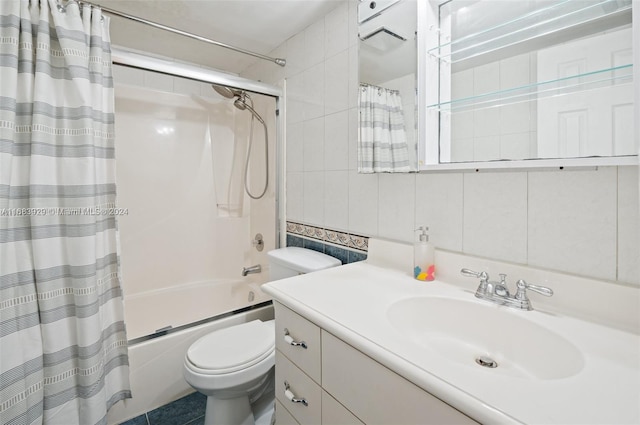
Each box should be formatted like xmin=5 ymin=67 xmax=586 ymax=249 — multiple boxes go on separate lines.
xmin=276 ymin=351 xmax=322 ymax=425
xmin=322 ymin=390 xmax=364 ymax=425
xmin=321 ymin=331 xmax=478 ymax=425
xmin=274 ymin=301 xmax=321 ymax=383
xmin=275 ymin=399 xmax=299 ymax=425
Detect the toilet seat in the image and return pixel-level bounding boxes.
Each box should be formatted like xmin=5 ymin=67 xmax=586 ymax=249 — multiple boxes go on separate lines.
xmin=186 ymin=320 xmax=275 ymax=375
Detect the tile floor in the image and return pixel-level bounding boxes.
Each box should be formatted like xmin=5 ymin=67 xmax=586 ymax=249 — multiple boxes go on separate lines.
xmin=120 ymin=392 xmax=206 ymax=425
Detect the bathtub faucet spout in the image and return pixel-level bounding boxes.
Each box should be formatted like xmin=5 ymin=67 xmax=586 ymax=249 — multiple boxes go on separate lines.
xmin=242 ymin=264 xmax=261 ymax=276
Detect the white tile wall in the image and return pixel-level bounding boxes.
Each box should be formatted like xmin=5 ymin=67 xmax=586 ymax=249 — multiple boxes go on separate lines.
xmin=528 ymin=168 xmax=618 ymax=281
xmin=463 ymin=172 xmax=528 ymax=264
xmin=378 ymin=174 xmax=416 ymax=242
xmin=415 ymin=173 xmax=464 ymax=252
xmin=240 ymin=0 xmax=639 ymax=286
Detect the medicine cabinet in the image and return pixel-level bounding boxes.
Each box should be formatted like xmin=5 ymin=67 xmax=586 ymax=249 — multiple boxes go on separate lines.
xmin=421 ymin=0 xmax=637 ymax=170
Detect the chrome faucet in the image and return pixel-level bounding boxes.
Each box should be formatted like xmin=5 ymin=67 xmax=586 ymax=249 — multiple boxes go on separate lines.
xmin=460 ymin=268 xmax=553 ymax=311
xmin=242 ymin=264 xmax=261 ymax=276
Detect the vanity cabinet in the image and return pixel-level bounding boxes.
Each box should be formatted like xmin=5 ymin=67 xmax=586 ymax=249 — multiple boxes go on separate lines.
xmin=273 ymin=302 xmax=477 ymax=425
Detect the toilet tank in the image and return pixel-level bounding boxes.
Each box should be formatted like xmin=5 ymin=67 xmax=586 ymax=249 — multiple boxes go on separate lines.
xmin=267 ymin=247 xmax=341 ymax=281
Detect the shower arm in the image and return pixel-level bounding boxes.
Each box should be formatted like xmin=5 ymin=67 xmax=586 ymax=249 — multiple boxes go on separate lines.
xmin=76 ymin=1 xmax=286 ymax=67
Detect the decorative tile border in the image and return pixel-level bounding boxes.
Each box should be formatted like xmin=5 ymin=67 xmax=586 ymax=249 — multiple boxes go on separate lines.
xmin=286 ymin=221 xmax=368 ymax=252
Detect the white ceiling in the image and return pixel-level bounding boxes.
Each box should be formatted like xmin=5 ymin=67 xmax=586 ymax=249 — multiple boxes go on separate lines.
xmin=93 ymin=0 xmax=344 ymax=75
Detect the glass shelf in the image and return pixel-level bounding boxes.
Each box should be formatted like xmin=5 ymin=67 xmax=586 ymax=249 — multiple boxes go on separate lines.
xmin=429 ymin=0 xmax=632 ymax=64
xmin=427 ymin=64 xmax=633 ymax=113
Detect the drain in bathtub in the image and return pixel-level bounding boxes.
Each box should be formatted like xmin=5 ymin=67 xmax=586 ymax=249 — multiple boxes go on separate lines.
xmin=475 ymin=356 xmax=498 ymax=368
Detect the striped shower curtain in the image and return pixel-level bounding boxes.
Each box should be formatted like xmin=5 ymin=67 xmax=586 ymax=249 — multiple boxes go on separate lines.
xmin=358 ymin=83 xmax=411 ymax=173
xmin=0 ymin=1 xmax=131 ymax=424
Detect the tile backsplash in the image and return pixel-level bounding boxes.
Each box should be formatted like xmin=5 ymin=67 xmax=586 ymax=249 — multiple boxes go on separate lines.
xmin=241 ymin=0 xmax=639 ymax=286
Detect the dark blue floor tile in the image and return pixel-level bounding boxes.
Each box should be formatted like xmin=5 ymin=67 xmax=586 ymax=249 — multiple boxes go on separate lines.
xmin=147 ymin=392 xmax=206 ymax=425
xmin=286 ymin=234 xmax=304 ymax=248
xmin=120 ymin=413 xmax=149 ymax=425
xmin=348 ymin=250 xmax=367 ymax=263
xmin=183 ymin=415 xmax=205 ymax=425
xmin=324 ymin=245 xmax=349 ymax=265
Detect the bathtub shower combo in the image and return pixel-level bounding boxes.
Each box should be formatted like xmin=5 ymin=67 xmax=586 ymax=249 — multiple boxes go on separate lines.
xmin=106 ymin=47 xmax=283 ymax=424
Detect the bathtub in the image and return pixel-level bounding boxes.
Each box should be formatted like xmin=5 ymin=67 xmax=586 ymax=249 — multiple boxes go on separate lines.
xmin=123 ymin=278 xmax=271 ymax=340
xmin=106 ymin=279 xmax=273 ymax=425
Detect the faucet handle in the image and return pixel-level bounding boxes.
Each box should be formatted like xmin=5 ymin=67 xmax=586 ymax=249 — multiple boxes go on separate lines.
xmin=461 ymin=268 xmax=488 ymax=281
xmin=515 ymin=279 xmax=553 ymax=300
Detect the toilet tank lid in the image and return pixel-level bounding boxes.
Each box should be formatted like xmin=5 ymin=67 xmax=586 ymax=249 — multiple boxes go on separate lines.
xmin=267 ymin=247 xmax=341 ymax=272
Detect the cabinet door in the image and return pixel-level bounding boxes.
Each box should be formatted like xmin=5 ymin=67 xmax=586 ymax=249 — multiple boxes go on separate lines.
xmin=321 ymin=331 xmax=477 ymax=425
xmin=275 ymin=302 xmax=322 ymax=383
xmin=322 ymin=390 xmax=364 ymax=425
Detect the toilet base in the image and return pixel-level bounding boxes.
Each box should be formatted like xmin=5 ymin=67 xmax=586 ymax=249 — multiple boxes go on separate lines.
xmin=204 ymin=395 xmax=254 ymax=425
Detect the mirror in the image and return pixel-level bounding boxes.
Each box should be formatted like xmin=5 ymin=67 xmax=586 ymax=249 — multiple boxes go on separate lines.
xmin=430 ymin=0 xmax=635 ymax=165
xmin=358 ymin=0 xmax=418 ymax=173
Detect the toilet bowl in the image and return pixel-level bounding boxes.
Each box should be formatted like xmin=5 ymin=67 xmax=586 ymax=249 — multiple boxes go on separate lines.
xmin=184 ymin=247 xmax=342 ymax=424
xmin=183 ymin=320 xmax=275 ymax=425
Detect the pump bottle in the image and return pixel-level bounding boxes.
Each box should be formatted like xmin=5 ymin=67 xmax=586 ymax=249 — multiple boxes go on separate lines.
xmin=414 ymin=226 xmax=435 ymax=281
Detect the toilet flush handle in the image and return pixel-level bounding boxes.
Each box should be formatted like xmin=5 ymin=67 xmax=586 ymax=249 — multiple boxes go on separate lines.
xmin=283 ymin=328 xmax=307 ymax=349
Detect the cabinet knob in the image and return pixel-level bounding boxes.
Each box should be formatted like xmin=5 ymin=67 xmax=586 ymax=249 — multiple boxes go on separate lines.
xmin=284 ymin=328 xmax=307 ymax=349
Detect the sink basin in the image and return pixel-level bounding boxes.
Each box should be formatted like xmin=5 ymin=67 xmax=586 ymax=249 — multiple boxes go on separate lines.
xmin=387 ymin=297 xmax=584 ymax=380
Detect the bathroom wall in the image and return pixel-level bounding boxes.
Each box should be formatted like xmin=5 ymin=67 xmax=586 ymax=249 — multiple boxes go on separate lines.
xmin=241 ymin=0 xmax=639 ymax=286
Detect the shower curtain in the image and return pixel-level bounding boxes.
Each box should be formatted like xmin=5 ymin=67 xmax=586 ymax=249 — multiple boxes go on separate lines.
xmin=358 ymin=83 xmax=411 ymax=173
xmin=0 ymin=1 xmax=131 ymax=424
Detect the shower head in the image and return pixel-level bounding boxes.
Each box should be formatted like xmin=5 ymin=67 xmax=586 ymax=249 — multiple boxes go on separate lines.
xmin=233 ymin=98 xmax=247 ymax=111
xmin=211 ymin=84 xmax=243 ymax=99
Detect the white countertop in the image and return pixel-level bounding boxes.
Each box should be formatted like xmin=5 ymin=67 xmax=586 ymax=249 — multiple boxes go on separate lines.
xmin=262 ymin=259 xmax=640 ymax=424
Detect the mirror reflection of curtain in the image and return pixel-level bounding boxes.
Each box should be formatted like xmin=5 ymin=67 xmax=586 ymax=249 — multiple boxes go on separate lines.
xmin=358 ymin=84 xmax=411 ymax=173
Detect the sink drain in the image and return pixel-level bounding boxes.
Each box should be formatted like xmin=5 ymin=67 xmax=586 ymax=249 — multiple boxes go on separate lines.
xmin=475 ymin=356 xmax=498 ymax=368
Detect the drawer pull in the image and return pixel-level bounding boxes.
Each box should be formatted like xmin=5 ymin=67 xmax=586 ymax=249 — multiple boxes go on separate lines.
xmin=284 ymin=328 xmax=307 ymax=349
xmin=284 ymin=381 xmax=308 ymax=407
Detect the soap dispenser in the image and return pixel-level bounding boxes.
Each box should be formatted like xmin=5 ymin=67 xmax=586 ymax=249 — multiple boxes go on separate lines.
xmin=414 ymin=226 xmax=435 ymax=281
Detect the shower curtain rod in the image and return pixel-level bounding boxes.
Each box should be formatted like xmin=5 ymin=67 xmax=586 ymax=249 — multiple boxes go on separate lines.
xmin=77 ymin=0 xmax=286 ymax=67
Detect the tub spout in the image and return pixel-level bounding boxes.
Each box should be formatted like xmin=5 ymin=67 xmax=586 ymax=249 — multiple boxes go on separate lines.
xmin=242 ymin=264 xmax=261 ymax=276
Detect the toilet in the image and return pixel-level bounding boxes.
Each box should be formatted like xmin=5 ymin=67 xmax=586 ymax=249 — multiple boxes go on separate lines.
xmin=183 ymin=247 xmax=341 ymax=425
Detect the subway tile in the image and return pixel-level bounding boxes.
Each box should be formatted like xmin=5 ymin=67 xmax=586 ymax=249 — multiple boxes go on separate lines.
xmin=463 ymin=172 xmax=528 ymax=264
xmin=528 ymin=167 xmax=617 ymax=281
xmin=146 ymin=392 xmax=206 ymax=425
xmin=119 ymin=413 xmax=149 ymax=425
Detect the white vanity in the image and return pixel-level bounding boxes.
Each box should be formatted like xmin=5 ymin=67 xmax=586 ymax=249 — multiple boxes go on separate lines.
xmin=262 ymin=239 xmax=640 ymax=424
